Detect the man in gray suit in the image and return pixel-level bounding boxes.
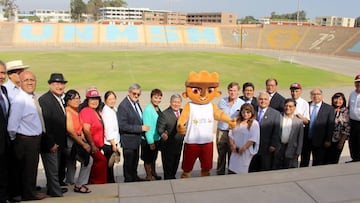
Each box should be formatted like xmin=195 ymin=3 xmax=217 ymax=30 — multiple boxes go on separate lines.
xmin=117 ymin=83 xmax=149 ymax=182
xmin=157 ymin=94 xmax=184 ymax=180
xmin=249 ymin=92 xmax=281 ymax=172
xmin=274 ymin=98 xmax=304 ymax=169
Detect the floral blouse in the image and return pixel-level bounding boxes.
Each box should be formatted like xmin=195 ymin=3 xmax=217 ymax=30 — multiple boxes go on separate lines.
xmin=332 ymin=107 xmax=351 ymax=142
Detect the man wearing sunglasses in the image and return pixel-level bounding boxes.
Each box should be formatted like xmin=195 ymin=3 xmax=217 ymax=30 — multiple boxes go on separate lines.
xmin=117 ymin=83 xmax=149 ymax=182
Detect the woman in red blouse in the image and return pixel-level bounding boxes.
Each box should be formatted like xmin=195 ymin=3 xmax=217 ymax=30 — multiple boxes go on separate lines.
xmin=79 ymin=88 xmax=107 ymax=184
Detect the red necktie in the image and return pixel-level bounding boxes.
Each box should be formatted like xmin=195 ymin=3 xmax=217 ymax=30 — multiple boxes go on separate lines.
xmin=175 ymin=111 xmax=180 ymax=118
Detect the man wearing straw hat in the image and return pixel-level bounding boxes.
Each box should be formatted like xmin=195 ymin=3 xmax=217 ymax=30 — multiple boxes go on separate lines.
xmin=3 ymin=60 xmax=29 ymax=102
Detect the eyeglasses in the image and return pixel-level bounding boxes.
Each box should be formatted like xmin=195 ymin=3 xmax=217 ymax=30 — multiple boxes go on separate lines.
xmin=131 ymin=92 xmax=141 ymax=97
xmin=22 ymin=78 xmax=36 ymax=83
xmin=71 ymin=97 xmax=81 ymax=100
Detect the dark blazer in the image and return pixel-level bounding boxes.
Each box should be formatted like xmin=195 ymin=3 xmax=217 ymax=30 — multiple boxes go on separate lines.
xmin=307 ymin=102 xmax=335 ymax=148
xmin=280 ymin=114 xmax=304 ymax=159
xmin=0 ymin=86 xmax=10 ymax=155
xmin=157 ymin=107 xmax=184 ymax=153
xmin=239 ymin=96 xmax=258 ymax=110
xmin=39 ymin=91 xmax=67 ymax=152
xmin=257 ymin=107 xmax=281 ymax=155
xmin=117 ymin=97 xmax=143 ymax=150
xmin=269 ymin=92 xmax=285 ymax=113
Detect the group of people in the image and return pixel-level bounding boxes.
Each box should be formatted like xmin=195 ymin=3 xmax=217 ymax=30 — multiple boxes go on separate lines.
xmin=0 ymin=59 xmax=360 ymax=202
xmin=216 ymin=77 xmax=359 ymax=176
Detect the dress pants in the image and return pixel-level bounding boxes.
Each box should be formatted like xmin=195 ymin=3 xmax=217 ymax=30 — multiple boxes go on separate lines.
xmin=216 ymin=129 xmax=231 ymax=175
xmin=14 ymin=135 xmax=41 ymax=200
xmin=41 ymin=151 xmax=63 ymax=197
xmin=249 ymin=153 xmax=274 ymax=172
xmin=325 ymin=141 xmax=344 ymax=164
xmin=122 ymin=148 xmax=140 ymax=182
xmin=300 ymin=136 xmax=311 ymax=167
xmin=0 ymin=152 xmax=9 ymax=202
xmin=274 ymin=143 xmax=298 ymax=169
xmin=300 ymin=137 xmax=326 ymax=167
xmin=349 ymin=119 xmax=360 ymax=161
xmin=7 ymin=141 xmax=21 ymax=199
xmin=161 ymin=145 xmax=182 ymax=179
xmin=103 ymin=144 xmax=115 ymax=183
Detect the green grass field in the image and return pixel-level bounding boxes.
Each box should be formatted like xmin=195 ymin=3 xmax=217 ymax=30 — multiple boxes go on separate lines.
xmin=1 ymin=51 xmax=352 ymax=92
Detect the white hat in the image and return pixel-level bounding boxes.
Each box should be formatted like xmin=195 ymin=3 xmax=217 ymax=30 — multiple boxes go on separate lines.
xmin=5 ymin=60 xmax=29 ymax=72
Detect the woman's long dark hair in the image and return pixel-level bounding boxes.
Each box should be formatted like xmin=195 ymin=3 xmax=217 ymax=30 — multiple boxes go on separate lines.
xmin=237 ymin=103 xmax=256 ymax=130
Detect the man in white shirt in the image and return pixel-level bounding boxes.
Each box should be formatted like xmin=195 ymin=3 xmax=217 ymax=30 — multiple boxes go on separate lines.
xmin=348 ymin=74 xmax=360 ymax=162
xmin=289 ymin=83 xmax=309 ymax=124
xmin=274 ymin=98 xmax=304 ymax=169
xmin=7 ymin=71 xmax=47 ymax=201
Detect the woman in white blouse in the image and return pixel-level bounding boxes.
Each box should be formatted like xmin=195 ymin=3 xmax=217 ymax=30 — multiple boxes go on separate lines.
xmin=228 ymin=103 xmax=260 ymax=174
xmin=101 ymin=91 xmax=120 ymax=183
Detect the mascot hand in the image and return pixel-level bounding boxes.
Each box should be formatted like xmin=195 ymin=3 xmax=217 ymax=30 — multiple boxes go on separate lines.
xmin=177 ymin=123 xmax=187 ymax=135
xmin=228 ymin=118 xmax=236 ymax=129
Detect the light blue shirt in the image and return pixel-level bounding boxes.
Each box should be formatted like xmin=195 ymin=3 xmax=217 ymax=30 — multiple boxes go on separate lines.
xmin=217 ymin=97 xmax=244 ymax=130
xmin=3 ymin=80 xmax=20 ymax=103
xmin=7 ymin=90 xmax=42 ymax=140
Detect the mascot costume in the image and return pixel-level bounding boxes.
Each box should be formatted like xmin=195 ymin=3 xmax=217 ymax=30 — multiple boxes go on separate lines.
xmin=177 ymin=70 xmax=236 ymax=178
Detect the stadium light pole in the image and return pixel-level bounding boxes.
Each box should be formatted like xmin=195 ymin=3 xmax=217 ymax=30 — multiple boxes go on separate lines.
xmin=296 ymin=0 xmax=300 ymax=24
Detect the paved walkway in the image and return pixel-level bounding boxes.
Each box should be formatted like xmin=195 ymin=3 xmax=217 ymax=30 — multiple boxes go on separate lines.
xmin=31 ymin=161 xmax=360 ymax=203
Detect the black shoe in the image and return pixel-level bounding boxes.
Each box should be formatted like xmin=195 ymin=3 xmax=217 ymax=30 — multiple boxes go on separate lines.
xmin=22 ymin=192 xmax=48 ymax=201
xmin=9 ymin=196 xmax=21 ymax=202
xmin=60 ymin=181 xmax=68 ymax=186
xmin=135 ymin=176 xmax=146 ymax=182
xmin=152 ymin=175 xmax=162 ymax=180
xmin=61 ymin=188 xmax=68 ymax=193
xmin=36 ymin=186 xmax=42 ymax=191
xmin=1 ymin=200 xmax=19 ymax=203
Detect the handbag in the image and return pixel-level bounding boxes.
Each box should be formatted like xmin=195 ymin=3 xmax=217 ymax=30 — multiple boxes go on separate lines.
xmin=71 ymin=143 xmax=90 ymax=167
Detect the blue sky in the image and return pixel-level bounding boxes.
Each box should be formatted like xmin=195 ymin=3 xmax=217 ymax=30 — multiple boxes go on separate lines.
xmin=16 ymin=0 xmax=360 ymax=19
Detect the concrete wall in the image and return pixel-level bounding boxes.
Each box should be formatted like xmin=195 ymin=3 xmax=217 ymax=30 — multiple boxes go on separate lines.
xmin=1 ymin=22 xmax=359 ymax=59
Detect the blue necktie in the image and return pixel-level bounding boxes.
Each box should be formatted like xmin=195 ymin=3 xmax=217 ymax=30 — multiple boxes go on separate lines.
xmin=309 ymin=105 xmax=318 ymax=138
xmin=258 ymin=109 xmax=264 ymax=123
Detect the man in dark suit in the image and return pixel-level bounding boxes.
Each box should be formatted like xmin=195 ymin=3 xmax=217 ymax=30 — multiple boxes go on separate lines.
xmin=239 ymin=82 xmax=258 ymax=110
xmin=117 ymin=83 xmax=149 ymax=182
xmin=0 ymin=61 xmax=11 ymax=203
xmin=249 ymin=92 xmax=281 ymax=172
xmin=157 ymin=94 xmax=184 ymax=180
xmin=274 ymin=98 xmax=304 ymax=169
xmin=300 ymin=88 xmax=334 ymax=167
xmin=39 ymin=73 xmax=68 ymax=197
xmin=266 ymin=78 xmax=285 ymax=113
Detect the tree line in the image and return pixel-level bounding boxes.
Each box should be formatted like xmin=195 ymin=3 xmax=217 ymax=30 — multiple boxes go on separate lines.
xmin=238 ymin=10 xmax=360 ymax=27
xmin=0 ymin=0 xmax=127 ymax=22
